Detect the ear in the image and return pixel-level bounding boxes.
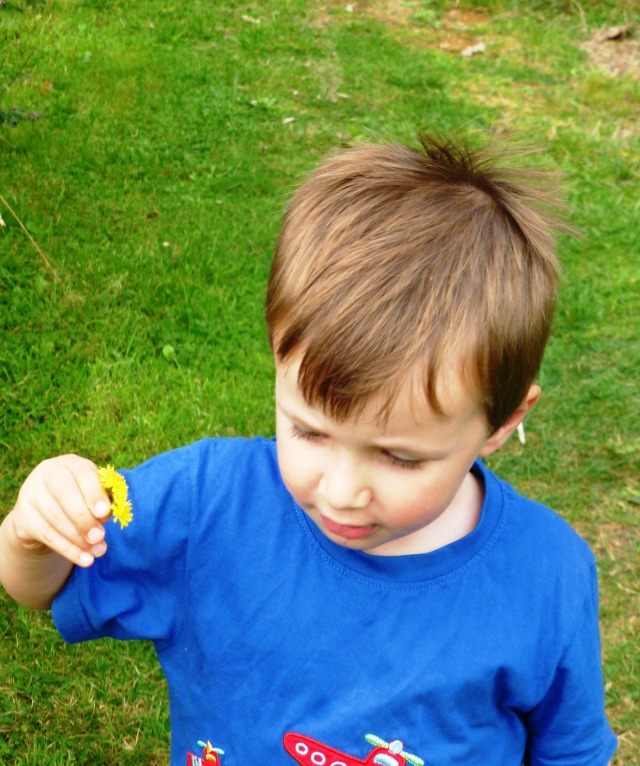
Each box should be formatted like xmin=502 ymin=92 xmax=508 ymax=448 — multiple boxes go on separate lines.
xmin=479 ymin=385 xmax=541 ymax=458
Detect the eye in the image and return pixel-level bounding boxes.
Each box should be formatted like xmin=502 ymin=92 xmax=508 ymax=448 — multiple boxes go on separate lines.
xmin=383 ymin=451 xmax=425 ymax=471
xmin=289 ymin=424 xmax=324 ymax=442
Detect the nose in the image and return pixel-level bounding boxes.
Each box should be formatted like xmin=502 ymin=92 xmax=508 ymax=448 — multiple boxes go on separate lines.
xmin=319 ymin=450 xmax=372 ymax=510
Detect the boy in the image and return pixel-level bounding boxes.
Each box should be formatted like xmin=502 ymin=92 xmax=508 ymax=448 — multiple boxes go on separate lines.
xmin=0 ymin=133 xmax=617 ymax=765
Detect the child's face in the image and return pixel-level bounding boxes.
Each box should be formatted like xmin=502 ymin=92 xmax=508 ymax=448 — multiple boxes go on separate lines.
xmin=275 ymin=358 xmax=514 ymax=556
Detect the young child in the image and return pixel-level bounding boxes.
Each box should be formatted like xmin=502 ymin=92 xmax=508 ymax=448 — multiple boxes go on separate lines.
xmin=0 ymin=134 xmax=617 ymax=766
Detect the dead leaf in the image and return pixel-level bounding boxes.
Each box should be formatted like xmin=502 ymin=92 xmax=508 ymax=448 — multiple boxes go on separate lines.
xmin=461 ymin=42 xmax=486 ymax=57
xmin=596 ymin=24 xmax=632 ymax=43
xmin=581 ymin=26 xmax=640 ymax=82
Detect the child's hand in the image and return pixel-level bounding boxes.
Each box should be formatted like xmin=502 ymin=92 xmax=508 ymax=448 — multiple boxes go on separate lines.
xmin=9 ymin=454 xmax=112 ymax=568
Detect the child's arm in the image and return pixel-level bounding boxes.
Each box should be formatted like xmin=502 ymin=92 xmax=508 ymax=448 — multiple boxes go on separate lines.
xmin=0 ymin=455 xmax=111 ymax=610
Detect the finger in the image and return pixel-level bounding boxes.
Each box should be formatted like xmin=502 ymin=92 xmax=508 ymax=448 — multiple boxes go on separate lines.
xmin=39 ymin=526 xmax=101 ymax=568
xmin=41 ymin=459 xmax=108 ymax=544
xmin=13 ymin=499 xmax=107 ymax=568
xmin=70 ymin=458 xmax=113 ymax=522
xmin=51 ymin=454 xmax=112 ymax=518
xmin=16 ymin=454 xmax=112 ymax=553
xmin=19 ymin=489 xmax=94 ymax=552
xmin=32 ymin=517 xmax=104 ymax=568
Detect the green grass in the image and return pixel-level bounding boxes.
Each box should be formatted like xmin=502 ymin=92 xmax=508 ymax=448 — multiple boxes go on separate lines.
xmin=1 ymin=0 xmax=639 ymax=762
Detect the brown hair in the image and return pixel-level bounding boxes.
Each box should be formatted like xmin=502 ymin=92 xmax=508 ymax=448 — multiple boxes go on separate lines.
xmin=266 ymin=133 xmax=568 ymax=432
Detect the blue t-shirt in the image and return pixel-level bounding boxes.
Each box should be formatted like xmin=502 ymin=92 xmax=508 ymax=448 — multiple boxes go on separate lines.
xmin=53 ymin=438 xmax=616 ymax=766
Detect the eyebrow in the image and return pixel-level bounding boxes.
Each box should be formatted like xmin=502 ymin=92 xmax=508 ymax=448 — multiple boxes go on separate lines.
xmin=378 ymin=442 xmax=449 ymax=460
xmin=277 ymin=401 xmax=323 ymax=431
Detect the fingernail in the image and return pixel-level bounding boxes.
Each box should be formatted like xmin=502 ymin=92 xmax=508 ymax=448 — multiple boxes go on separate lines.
xmin=95 ymin=501 xmax=110 ymax=518
xmin=87 ymin=528 xmax=103 ymax=544
xmin=79 ymin=553 xmax=93 ymax=567
xmin=91 ymin=542 xmax=107 ymax=557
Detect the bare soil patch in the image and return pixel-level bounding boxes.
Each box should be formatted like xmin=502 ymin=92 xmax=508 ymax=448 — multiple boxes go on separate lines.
xmin=312 ymin=1 xmax=492 ymax=53
xmin=581 ymin=24 xmax=640 ymax=81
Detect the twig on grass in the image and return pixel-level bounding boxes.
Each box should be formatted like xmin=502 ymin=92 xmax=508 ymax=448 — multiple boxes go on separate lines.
xmin=1 ymin=48 xmax=36 ymax=100
xmin=0 ymin=192 xmax=59 ymax=281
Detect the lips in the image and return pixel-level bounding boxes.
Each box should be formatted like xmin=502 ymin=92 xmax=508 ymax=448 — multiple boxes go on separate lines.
xmin=320 ymin=514 xmax=377 ymax=539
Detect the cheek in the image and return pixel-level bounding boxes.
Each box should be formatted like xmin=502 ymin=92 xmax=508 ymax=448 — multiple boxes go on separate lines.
xmin=276 ymin=437 xmax=316 ymax=499
xmin=389 ymin=493 xmax=434 ymax=527
xmin=378 ymin=475 xmax=449 ymax=525
xmin=275 ymin=416 xmax=298 ymax=489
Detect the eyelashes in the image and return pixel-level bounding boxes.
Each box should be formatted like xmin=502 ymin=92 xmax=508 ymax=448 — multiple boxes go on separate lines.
xmin=289 ymin=424 xmax=322 ymax=442
xmin=288 ymin=424 xmax=425 ymax=471
xmin=384 ymin=454 xmax=425 ymax=471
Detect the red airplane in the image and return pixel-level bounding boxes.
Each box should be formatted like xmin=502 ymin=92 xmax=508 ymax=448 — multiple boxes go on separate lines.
xmin=283 ymin=732 xmax=424 ymax=766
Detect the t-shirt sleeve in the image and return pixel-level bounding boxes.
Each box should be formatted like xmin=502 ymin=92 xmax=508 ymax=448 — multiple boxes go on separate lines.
xmin=525 ymin=558 xmax=617 ymax=766
xmin=52 ymin=442 xmax=200 ymax=647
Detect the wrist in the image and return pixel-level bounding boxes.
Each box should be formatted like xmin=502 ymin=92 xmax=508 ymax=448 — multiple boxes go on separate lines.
xmin=0 ymin=512 xmax=74 ymax=610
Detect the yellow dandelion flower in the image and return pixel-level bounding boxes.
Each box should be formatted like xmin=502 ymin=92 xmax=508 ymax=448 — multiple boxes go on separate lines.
xmin=97 ymin=465 xmax=133 ymax=529
xmin=112 ymin=499 xmax=133 ymax=529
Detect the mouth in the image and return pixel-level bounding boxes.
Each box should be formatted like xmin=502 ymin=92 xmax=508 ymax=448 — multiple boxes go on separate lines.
xmin=320 ymin=514 xmax=377 ymax=540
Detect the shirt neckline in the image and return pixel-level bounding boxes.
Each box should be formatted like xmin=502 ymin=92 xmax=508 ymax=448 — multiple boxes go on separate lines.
xmin=291 ymin=460 xmax=505 ymax=584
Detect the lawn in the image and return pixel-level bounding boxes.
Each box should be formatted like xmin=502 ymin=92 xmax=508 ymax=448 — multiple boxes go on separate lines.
xmin=1 ymin=0 xmax=638 ymax=763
